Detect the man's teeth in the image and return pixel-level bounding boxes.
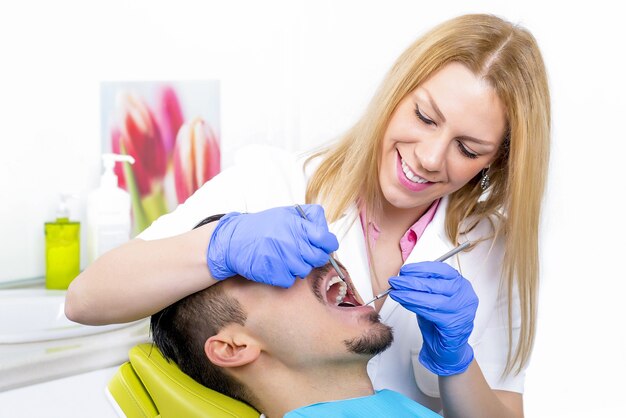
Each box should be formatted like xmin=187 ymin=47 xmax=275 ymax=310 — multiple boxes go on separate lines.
xmin=326 ymin=276 xmax=342 ymax=291
xmin=335 ymin=282 xmax=347 ymax=305
xmin=326 ymin=276 xmax=348 ymax=305
xmin=401 ymin=160 xmax=429 ymax=184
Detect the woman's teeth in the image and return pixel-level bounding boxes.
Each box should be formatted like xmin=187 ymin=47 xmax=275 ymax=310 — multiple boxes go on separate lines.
xmin=401 ymin=160 xmax=429 ymax=184
xmin=326 ymin=276 xmax=348 ymax=305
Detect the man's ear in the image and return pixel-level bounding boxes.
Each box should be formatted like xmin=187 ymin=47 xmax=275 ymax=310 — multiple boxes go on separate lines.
xmin=204 ymin=324 xmax=261 ymax=368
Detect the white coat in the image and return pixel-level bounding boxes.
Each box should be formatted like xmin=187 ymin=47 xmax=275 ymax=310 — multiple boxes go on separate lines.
xmin=140 ymin=145 xmax=525 ymax=403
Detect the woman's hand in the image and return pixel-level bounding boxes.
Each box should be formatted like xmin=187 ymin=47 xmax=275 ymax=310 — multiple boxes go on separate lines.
xmin=389 ymin=261 xmax=478 ymax=376
xmin=207 ymin=204 xmax=339 ymax=287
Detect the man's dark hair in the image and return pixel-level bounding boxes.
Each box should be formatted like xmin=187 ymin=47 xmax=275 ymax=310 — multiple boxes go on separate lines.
xmin=150 ymin=214 xmax=255 ymax=406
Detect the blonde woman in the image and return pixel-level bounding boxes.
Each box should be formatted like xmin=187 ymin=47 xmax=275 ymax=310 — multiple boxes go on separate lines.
xmin=67 ymin=14 xmax=549 ymax=417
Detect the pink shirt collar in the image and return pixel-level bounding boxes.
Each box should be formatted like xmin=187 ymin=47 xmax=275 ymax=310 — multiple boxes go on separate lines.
xmin=359 ymin=199 xmax=440 ymax=262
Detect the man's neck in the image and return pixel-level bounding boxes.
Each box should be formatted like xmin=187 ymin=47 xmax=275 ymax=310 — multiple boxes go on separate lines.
xmin=246 ymin=362 xmax=374 ymax=418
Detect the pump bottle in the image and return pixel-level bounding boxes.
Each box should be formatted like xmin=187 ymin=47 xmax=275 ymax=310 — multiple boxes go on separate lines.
xmin=87 ymin=153 xmax=135 ymax=264
xmin=45 ymin=194 xmax=80 ymax=290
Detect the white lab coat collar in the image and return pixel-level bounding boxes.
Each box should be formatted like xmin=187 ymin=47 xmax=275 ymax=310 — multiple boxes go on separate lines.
xmin=329 ymin=204 xmax=374 ymax=303
xmin=385 ymin=196 xmax=454 ymax=319
xmin=403 ymin=196 xmax=454 ymax=266
xmin=328 ymin=197 xmax=454 ymax=311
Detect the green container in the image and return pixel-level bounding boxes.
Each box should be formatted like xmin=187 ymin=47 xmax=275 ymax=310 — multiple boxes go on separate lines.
xmin=45 ymin=217 xmax=80 ymax=290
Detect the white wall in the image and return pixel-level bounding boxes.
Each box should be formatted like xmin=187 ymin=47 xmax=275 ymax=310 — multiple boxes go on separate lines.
xmin=1 ymin=0 xmax=625 ymax=416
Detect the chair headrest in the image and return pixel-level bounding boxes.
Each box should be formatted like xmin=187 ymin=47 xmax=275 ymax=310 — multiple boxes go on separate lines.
xmin=127 ymin=343 xmax=260 ymax=418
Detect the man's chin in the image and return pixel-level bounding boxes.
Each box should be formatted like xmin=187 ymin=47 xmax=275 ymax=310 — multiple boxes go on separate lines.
xmin=344 ymin=315 xmax=394 ymax=356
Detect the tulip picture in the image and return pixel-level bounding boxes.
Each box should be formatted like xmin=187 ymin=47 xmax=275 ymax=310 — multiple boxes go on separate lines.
xmin=157 ymin=86 xmax=185 ymax=156
xmin=101 ymin=81 xmax=220 ymax=235
xmin=173 ymin=118 xmax=221 ymax=204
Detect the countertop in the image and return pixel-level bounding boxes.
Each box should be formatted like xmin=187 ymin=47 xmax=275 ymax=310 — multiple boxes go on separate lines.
xmin=0 ymin=366 xmax=120 ymax=418
xmin=0 ymin=279 xmax=150 ymax=416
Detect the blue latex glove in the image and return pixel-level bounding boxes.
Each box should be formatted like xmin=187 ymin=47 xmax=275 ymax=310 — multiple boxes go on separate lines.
xmin=388 ymin=261 xmax=478 ymax=376
xmin=207 ymin=205 xmax=339 ymax=288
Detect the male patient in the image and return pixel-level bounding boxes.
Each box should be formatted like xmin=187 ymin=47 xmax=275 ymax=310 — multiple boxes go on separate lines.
xmin=150 ymin=216 xmax=441 ymax=418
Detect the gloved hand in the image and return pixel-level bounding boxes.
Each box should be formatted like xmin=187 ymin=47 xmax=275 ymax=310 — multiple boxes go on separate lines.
xmin=207 ymin=204 xmax=339 ymax=288
xmin=388 ymin=261 xmax=478 ymax=376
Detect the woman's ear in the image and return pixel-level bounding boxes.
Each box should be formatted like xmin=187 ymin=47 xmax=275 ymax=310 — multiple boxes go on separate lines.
xmin=204 ymin=324 xmax=261 ymax=368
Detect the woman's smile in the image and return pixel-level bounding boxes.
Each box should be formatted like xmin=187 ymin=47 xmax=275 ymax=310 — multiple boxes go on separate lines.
xmin=396 ymin=149 xmax=434 ymax=192
xmin=378 ymin=62 xmax=507 ymax=212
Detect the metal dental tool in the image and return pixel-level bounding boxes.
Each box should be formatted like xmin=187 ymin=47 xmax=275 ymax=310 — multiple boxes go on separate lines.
xmin=364 ymin=241 xmax=472 ymax=305
xmin=294 ymin=204 xmax=347 ymax=283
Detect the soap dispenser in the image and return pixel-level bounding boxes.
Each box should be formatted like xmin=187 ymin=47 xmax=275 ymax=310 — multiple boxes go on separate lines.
xmin=87 ymin=153 xmax=135 ymax=264
xmin=45 ymin=193 xmax=80 ymax=290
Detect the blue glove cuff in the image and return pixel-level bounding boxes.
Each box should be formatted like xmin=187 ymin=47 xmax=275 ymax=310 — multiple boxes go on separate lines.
xmin=418 ymin=344 xmax=474 ymax=376
xmin=206 ymin=211 xmax=242 ymax=280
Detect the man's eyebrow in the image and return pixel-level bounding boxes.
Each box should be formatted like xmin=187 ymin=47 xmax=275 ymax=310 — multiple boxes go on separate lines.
xmin=423 ymin=88 xmax=446 ymax=123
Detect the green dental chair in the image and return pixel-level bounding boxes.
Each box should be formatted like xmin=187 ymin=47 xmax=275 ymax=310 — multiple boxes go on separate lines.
xmin=107 ymin=344 xmax=260 ymax=418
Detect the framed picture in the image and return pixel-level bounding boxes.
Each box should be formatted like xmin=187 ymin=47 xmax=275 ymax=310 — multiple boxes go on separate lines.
xmin=100 ymin=81 xmax=220 ymax=235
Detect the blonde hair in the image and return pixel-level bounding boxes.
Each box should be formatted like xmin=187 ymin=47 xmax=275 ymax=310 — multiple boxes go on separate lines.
xmin=306 ymin=14 xmax=550 ymax=375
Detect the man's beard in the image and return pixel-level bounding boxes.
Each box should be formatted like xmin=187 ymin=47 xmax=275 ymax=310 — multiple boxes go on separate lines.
xmin=309 ymin=268 xmax=394 ymax=356
xmin=343 ymin=310 xmax=393 ymax=355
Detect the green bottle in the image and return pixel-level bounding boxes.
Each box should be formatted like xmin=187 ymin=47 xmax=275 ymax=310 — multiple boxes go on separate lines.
xmin=45 ymin=194 xmax=80 ymax=290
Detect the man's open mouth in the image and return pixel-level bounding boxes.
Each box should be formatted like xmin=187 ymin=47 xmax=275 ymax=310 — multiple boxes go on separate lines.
xmin=321 ymin=274 xmax=363 ymax=308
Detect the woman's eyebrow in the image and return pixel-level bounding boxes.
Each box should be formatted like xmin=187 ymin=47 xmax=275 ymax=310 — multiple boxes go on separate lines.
xmin=423 ymin=88 xmax=446 ymax=123
xmin=420 ymin=88 xmax=492 ymax=147
xmin=457 ymin=135 xmax=492 ymax=146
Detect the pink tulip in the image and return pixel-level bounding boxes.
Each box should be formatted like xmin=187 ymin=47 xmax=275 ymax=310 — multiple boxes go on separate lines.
xmin=173 ymin=118 xmax=220 ymax=203
xmin=156 ymin=86 xmax=184 ymax=156
xmin=111 ymin=128 xmax=128 ymax=190
xmin=112 ymin=92 xmax=167 ymax=197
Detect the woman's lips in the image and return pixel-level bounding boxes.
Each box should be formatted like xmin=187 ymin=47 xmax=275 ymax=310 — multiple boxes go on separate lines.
xmin=395 ymin=151 xmax=432 ymax=192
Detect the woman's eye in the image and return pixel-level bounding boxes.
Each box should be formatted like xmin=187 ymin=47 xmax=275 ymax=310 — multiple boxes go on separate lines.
xmin=414 ymin=105 xmax=435 ymax=125
xmin=457 ymin=141 xmax=478 ymax=159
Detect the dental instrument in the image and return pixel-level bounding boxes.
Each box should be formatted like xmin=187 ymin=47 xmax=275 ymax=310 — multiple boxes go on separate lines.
xmin=294 ymin=204 xmax=347 ymax=282
xmin=364 ymin=241 xmax=471 ymax=305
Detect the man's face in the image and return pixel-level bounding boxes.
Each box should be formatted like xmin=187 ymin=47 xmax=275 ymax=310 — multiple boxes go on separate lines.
xmin=223 ymin=264 xmax=393 ymax=368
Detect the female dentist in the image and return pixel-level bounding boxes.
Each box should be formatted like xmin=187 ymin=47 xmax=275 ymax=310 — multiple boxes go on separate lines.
xmin=66 ymin=14 xmax=550 ymax=418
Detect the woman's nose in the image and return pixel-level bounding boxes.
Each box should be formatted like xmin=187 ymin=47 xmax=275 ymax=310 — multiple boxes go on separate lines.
xmin=415 ymin=135 xmax=447 ymax=173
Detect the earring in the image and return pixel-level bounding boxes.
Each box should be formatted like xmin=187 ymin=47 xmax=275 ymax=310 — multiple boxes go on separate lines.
xmin=480 ymin=168 xmax=490 ymax=190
